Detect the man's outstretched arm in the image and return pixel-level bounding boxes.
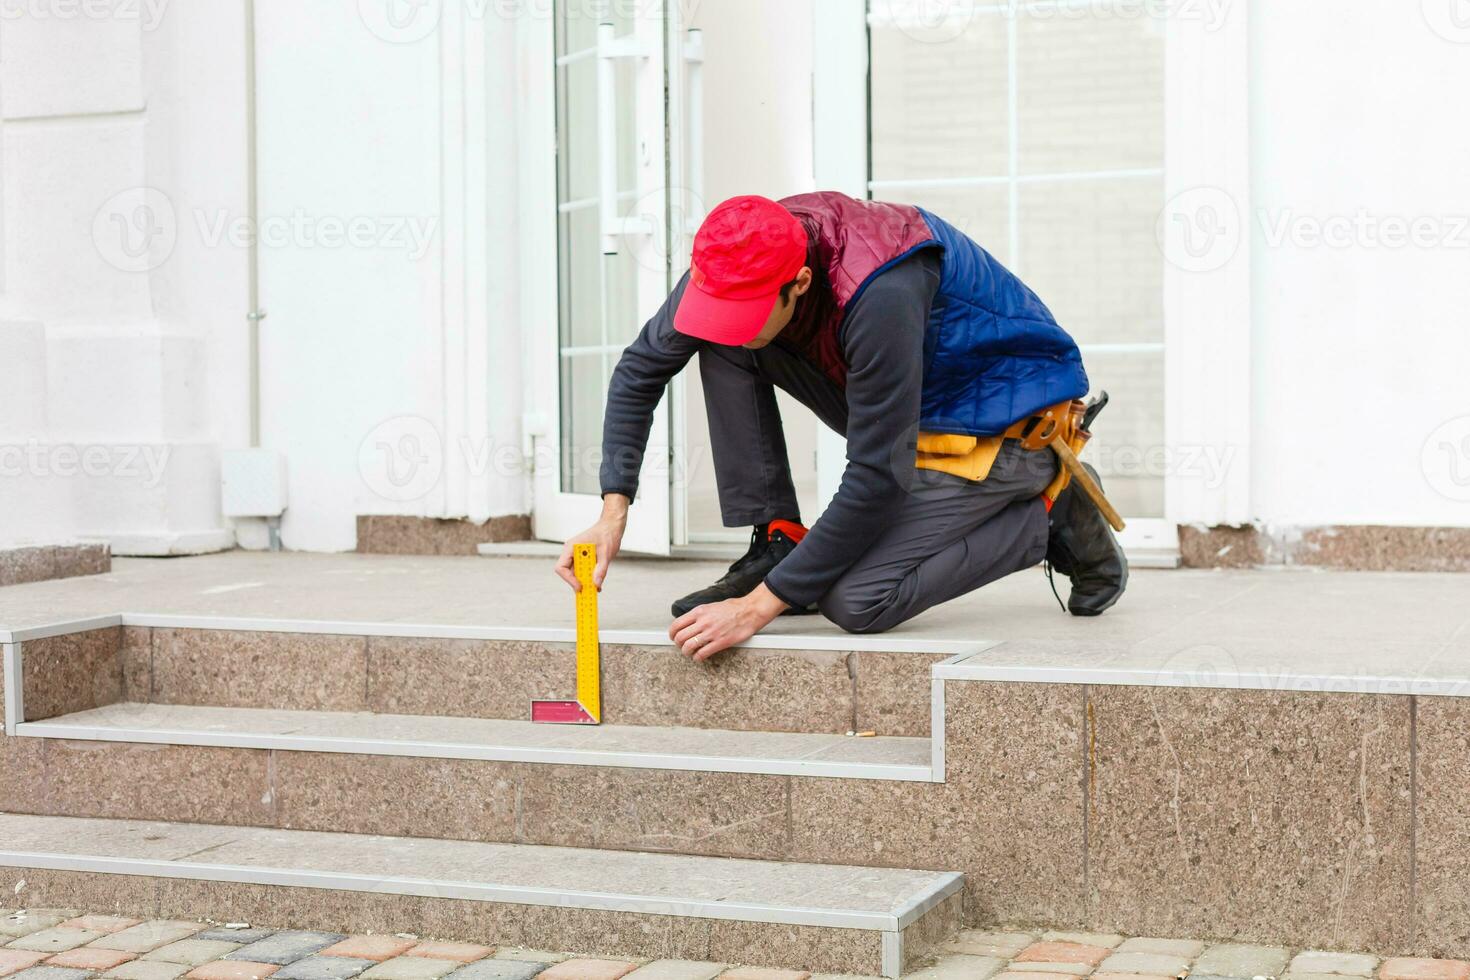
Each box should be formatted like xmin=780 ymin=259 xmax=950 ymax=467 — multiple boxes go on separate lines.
xmin=671 ymin=251 xmax=940 ymax=655
xmin=598 ymin=272 xmax=699 ymax=498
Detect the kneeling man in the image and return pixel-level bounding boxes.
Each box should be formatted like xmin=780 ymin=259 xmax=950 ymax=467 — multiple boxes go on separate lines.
xmin=556 ymin=192 xmax=1127 ymax=659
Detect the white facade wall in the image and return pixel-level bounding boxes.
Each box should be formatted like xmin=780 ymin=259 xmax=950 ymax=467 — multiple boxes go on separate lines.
xmin=1249 ymin=1 xmax=1470 ymax=528
xmin=3 ymin=0 xmax=1467 ymax=555
xmin=249 ymin=3 xmax=527 ymax=552
xmin=0 ymin=0 xmax=229 ymax=553
xmin=2 ymin=1 xmax=530 ymax=553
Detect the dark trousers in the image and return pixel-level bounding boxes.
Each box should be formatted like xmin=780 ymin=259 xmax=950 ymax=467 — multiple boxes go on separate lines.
xmin=698 ymin=343 xmax=1056 ymax=634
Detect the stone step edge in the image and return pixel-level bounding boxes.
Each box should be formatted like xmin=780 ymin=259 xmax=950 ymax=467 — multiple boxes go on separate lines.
xmin=0 ymin=611 xmax=996 ymax=655
xmin=14 ymin=702 xmax=940 ymax=782
xmin=0 ymin=814 xmax=966 ymax=977
xmin=11 ymin=611 xmax=1461 ymax=699
xmin=2 ymin=616 xmax=973 ymax=749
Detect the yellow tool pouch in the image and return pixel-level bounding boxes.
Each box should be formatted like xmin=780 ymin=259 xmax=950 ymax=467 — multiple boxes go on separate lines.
xmin=915 ymin=432 xmax=1006 ymax=482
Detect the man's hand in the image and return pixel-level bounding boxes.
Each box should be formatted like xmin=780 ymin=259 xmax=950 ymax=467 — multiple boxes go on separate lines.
xmin=669 ymin=583 xmax=787 ymax=661
xmin=556 ymin=494 xmax=629 ymax=592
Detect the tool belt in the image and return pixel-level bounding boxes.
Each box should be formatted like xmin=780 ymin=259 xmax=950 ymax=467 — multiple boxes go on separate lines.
xmin=916 ymin=399 xmax=1125 ymax=531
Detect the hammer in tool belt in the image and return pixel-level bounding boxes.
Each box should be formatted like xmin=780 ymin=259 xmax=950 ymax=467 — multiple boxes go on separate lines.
xmin=1021 ymin=393 xmax=1127 ymax=533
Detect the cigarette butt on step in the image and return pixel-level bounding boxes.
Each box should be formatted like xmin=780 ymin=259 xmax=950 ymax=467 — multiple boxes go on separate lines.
xmin=846 ymin=730 xmax=877 ymax=738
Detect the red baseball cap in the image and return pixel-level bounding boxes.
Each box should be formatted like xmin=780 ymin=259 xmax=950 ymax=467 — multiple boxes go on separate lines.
xmin=674 ymin=195 xmax=809 ymax=345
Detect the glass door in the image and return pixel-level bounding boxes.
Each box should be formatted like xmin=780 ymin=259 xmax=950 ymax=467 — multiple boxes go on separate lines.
xmin=524 ymin=0 xmax=677 ymax=554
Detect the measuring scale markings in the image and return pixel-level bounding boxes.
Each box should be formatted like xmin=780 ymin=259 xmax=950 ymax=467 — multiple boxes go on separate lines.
xmin=530 ymin=543 xmax=602 ymax=725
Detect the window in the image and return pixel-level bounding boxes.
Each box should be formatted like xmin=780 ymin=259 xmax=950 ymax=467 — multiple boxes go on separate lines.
xmin=869 ymin=0 xmax=1166 ymax=517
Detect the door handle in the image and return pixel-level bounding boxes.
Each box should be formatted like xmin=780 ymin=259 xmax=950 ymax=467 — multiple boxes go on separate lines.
xmin=597 ymin=22 xmax=653 ymax=255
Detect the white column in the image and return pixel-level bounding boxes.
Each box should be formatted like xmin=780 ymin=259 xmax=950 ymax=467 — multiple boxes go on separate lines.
xmin=811 ymin=0 xmax=869 ymax=510
xmin=1161 ymin=1 xmax=1253 ymax=527
xmin=0 ymin=2 xmax=229 ymax=554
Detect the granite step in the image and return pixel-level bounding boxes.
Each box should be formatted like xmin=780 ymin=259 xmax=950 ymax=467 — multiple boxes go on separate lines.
xmin=0 ymin=813 xmax=966 ymax=977
xmin=14 ymin=702 xmax=938 ymax=781
xmin=5 ymin=619 xmax=978 ymax=736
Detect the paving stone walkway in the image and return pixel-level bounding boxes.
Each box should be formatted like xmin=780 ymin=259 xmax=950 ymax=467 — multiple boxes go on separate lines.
xmin=5 ymin=910 xmax=1469 ymax=980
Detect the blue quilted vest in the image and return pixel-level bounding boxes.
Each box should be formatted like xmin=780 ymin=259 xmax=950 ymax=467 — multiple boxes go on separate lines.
xmin=777 ymin=193 xmax=1089 ymax=437
xmin=913 ymin=207 xmax=1090 ymax=435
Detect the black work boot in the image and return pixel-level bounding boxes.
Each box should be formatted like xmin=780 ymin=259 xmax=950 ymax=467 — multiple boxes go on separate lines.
xmin=1045 ymin=463 xmax=1128 ymax=616
xmin=671 ymin=520 xmax=814 ymax=617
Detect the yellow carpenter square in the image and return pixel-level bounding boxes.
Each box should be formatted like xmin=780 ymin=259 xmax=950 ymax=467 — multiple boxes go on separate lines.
xmin=572 ymin=543 xmax=601 ymax=723
xmin=529 ymin=544 xmax=602 ymax=724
